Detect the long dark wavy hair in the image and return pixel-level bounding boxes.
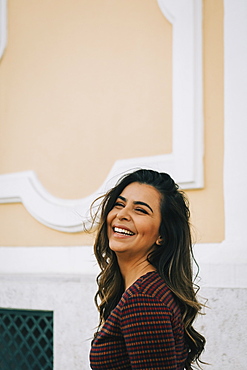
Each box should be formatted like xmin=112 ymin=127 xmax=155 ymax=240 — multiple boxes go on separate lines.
xmin=92 ymin=169 xmax=206 ymax=369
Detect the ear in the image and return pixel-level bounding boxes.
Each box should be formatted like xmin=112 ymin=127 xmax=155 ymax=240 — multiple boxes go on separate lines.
xmin=156 ymin=236 xmax=163 ymax=245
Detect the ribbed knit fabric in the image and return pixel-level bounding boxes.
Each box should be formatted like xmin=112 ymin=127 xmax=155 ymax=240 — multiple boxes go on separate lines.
xmin=90 ymin=271 xmax=188 ymax=369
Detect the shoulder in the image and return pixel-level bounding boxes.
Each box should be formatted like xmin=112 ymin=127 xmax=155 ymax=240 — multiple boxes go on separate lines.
xmin=118 ymin=272 xmax=179 ymax=314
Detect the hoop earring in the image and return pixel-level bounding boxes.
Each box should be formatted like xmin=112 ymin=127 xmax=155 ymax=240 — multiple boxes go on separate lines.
xmin=156 ymin=236 xmax=163 ymax=246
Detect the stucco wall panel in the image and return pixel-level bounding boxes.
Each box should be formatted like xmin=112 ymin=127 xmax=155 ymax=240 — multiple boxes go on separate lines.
xmin=0 ymin=274 xmax=97 ymax=370
xmin=197 ymin=287 xmax=247 ymax=369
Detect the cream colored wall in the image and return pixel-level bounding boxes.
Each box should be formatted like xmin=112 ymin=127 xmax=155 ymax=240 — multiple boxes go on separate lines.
xmin=0 ymin=0 xmax=223 ymax=246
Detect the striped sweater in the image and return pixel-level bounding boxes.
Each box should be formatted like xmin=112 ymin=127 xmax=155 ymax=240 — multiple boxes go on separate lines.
xmin=90 ymin=271 xmax=188 ymax=369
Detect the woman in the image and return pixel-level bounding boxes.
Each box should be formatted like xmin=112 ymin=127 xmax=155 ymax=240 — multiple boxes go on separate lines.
xmin=90 ymin=169 xmax=206 ymax=369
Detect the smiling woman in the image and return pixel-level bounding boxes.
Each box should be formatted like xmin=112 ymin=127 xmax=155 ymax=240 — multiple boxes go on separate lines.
xmin=107 ymin=183 xmax=162 ymax=271
xmin=90 ymin=169 xmax=206 ymax=370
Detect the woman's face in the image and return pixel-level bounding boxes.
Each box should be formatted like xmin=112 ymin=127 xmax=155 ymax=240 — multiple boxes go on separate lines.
xmin=107 ymin=182 xmax=162 ymax=260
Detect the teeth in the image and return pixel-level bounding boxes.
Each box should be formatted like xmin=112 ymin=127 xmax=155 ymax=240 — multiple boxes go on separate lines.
xmin=113 ymin=227 xmax=134 ymax=236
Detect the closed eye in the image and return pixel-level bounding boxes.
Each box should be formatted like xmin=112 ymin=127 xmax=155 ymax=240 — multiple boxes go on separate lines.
xmin=114 ymin=202 xmax=125 ymax=208
xmin=135 ymin=208 xmax=148 ymax=214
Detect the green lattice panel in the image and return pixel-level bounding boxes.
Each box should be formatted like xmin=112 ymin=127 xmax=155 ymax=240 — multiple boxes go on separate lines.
xmin=0 ymin=308 xmax=53 ymax=370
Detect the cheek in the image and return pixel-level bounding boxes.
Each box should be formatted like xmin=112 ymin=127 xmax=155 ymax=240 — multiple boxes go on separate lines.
xmin=106 ymin=210 xmax=116 ymax=236
xmin=138 ymin=223 xmax=158 ymax=240
xmin=147 ymin=222 xmax=160 ymax=240
xmin=106 ymin=210 xmax=115 ymax=225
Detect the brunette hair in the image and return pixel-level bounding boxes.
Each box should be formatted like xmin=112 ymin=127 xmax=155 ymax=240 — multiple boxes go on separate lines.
xmin=92 ymin=169 xmax=206 ymax=369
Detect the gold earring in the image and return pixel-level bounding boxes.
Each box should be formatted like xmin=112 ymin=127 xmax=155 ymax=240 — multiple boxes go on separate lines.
xmin=156 ymin=236 xmax=163 ymax=245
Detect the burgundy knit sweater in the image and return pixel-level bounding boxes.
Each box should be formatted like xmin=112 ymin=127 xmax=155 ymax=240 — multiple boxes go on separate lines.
xmin=90 ymin=271 xmax=188 ymax=369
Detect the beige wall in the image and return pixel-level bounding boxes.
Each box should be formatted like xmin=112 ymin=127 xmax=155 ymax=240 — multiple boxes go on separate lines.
xmin=0 ymin=0 xmax=224 ymax=246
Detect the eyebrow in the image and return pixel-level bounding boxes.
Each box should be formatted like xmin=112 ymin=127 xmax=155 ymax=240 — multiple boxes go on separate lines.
xmin=117 ymin=195 xmax=153 ymax=213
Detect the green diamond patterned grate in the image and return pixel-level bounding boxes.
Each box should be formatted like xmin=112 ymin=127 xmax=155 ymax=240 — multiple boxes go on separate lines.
xmin=0 ymin=308 xmax=53 ymax=370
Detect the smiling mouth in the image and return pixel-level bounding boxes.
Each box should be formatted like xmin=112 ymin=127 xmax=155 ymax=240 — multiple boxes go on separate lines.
xmin=113 ymin=227 xmax=135 ymax=236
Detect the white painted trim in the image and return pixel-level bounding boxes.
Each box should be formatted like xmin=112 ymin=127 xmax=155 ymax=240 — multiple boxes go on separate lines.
xmin=0 ymin=0 xmax=7 ymax=59
xmin=194 ymin=242 xmax=247 ymax=288
xmin=0 ymin=245 xmax=99 ymax=275
xmin=0 ymin=171 xmax=93 ymax=232
xmin=0 ymin=242 xmax=246 ymax=288
xmin=0 ymin=0 xmax=203 ymax=232
xmin=157 ymin=0 xmax=204 ymax=187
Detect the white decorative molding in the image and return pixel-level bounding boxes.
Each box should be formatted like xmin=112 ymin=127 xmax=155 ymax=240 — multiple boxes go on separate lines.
xmin=0 ymin=171 xmax=92 ymax=232
xmin=0 ymin=0 xmax=7 ymax=59
xmin=0 ymin=246 xmax=99 ymax=275
xmin=0 ymin=0 xmax=203 ymax=232
xmin=156 ymin=0 xmax=203 ymax=188
xmin=0 ymin=242 xmax=246 ymax=288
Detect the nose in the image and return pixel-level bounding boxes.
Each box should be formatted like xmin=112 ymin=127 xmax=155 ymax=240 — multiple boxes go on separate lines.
xmin=116 ymin=206 xmax=131 ymax=221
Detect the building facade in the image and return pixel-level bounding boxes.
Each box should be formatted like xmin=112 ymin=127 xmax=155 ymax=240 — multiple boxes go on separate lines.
xmin=0 ymin=0 xmax=246 ymax=368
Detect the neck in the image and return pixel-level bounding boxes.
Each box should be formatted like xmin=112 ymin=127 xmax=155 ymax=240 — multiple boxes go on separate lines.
xmin=117 ymin=257 xmax=156 ymax=290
